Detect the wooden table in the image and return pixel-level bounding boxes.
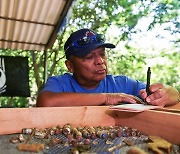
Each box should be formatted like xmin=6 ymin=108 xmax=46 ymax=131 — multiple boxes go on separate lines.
xmin=0 ymin=103 xmax=180 ymax=144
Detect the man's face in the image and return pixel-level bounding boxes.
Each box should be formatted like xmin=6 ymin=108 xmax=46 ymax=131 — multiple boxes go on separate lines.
xmin=66 ymin=47 xmax=108 ymax=88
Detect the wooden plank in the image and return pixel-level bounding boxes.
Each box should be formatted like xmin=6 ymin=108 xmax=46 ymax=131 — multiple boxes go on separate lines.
xmin=153 ymin=103 xmax=180 ymax=113
xmin=114 ymin=109 xmax=180 ymax=144
xmin=166 ymin=102 xmax=180 ymax=109
xmin=0 ymin=106 xmax=115 ymax=135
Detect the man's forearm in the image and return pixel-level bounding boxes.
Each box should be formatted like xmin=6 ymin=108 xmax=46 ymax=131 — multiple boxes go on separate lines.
xmin=36 ymin=91 xmax=107 ymax=107
xmin=36 ymin=91 xmax=137 ymax=107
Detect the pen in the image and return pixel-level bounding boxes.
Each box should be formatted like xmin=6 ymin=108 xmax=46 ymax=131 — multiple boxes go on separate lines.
xmin=146 ymin=67 xmax=151 ymax=96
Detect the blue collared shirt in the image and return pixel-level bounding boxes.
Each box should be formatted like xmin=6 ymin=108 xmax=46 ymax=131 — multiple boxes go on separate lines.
xmin=41 ymin=73 xmax=146 ymax=98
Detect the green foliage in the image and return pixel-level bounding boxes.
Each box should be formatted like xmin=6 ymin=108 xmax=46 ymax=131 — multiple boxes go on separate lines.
xmin=151 ymin=51 xmax=180 ymax=91
xmin=107 ymin=49 xmax=146 ymax=81
xmin=107 ymin=47 xmax=180 ymax=91
xmin=0 ymin=97 xmax=29 ymax=108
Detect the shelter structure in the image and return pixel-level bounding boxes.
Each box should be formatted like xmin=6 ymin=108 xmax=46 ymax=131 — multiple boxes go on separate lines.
xmin=0 ymin=0 xmax=74 ymax=82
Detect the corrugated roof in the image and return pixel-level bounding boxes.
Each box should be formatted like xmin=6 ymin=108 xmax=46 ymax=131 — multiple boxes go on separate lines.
xmin=0 ymin=0 xmax=73 ymax=51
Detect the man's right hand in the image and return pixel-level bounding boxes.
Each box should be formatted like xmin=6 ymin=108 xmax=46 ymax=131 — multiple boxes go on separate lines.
xmin=105 ymin=93 xmax=140 ymax=105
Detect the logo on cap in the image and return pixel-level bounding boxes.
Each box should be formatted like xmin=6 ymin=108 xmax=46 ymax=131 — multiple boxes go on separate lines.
xmin=85 ymin=31 xmax=95 ymax=37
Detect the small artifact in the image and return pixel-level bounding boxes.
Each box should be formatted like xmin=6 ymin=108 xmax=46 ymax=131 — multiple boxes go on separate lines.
xmin=82 ymin=130 xmax=90 ymax=139
xmin=49 ymin=128 xmax=55 ymax=136
xmin=76 ymin=135 xmax=83 ymax=142
xmin=88 ymin=130 xmax=96 ymax=139
xmin=55 ymin=128 xmax=62 ymax=135
xmin=70 ymin=144 xmax=90 ymax=153
xmin=90 ymin=133 xmax=96 ymax=139
xmin=74 ymin=130 xmax=83 ymax=141
xmin=84 ymin=139 xmax=91 ymax=145
xmin=123 ymin=139 xmax=134 ymax=146
xmin=107 ymin=144 xmax=123 ymax=152
xmin=147 ymin=136 xmax=172 ymax=154
xmin=26 ymin=128 xmax=36 ymax=143
xmin=108 ymin=132 xmax=116 ymax=140
xmin=69 ymin=149 xmax=80 ymax=154
xmin=92 ymin=140 xmax=99 ymax=145
xmin=18 ymin=143 xmax=44 ymax=152
xmin=71 ymin=139 xmax=78 ymax=147
xmin=19 ymin=134 xmax=25 ymax=142
xmin=76 ymin=126 xmax=83 ymax=132
xmin=64 ymin=141 xmax=69 ymax=147
xmin=72 ymin=128 xmax=78 ymax=135
xmin=44 ymin=133 xmax=51 ymax=139
xmin=9 ymin=137 xmax=19 ymax=144
xmin=88 ymin=126 xmax=95 ymax=132
xmin=22 ymin=128 xmax=33 ymax=134
xmin=34 ymin=130 xmax=46 ymax=139
xmin=67 ymin=134 xmax=74 ymax=143
xmin=106 ymin=140 xmax=113 ymax=145
xmin=97 ymin=130 xmax=108 ymax=139
xmin=125 ymin=128 xmax=132 ymax=137
xmin=117 ymin=129 xmax=123 ymax=137
xmin=63 ymin=124 xmax=72 ymax=135
xmin=49 ymin=138 xmax=62 ymax=146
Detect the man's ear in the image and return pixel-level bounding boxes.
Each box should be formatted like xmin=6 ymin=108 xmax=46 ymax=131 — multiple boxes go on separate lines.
xmin=65 ymin=60 xmax=74 ymax=73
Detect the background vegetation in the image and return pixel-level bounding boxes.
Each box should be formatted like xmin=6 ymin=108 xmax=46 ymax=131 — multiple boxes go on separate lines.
xmin=0 ymin=0 xmax=179 ymax=107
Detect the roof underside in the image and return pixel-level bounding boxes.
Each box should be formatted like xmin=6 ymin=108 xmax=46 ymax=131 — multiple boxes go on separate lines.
xmin=0 ymin=0 xmax=73 ymax=51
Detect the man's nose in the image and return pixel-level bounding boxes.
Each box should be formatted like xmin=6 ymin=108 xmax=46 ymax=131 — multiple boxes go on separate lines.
xmin=94 ymin=55 xmax=104 ymax=65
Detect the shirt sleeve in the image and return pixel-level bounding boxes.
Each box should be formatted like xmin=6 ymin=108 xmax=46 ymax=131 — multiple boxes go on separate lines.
xmin=40 ymin=76 xmax=64 ymax=93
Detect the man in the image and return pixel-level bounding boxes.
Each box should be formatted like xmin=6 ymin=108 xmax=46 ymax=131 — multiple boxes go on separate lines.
xmin=37 ymin=28 xmax=179 ymax=107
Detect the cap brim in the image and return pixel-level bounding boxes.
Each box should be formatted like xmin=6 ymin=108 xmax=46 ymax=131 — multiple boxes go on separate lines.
xmin=73 ymin=42 xmax=115 ymax=57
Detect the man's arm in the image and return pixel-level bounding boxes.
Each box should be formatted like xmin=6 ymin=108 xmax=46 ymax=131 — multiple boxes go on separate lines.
xmin=139 ymin=83 xmax=180 ymax=107
xmin=36 ymin=91 xmax=137 ymax=107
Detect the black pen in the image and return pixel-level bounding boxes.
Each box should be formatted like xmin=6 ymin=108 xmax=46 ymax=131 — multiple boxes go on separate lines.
xmin=146 ymin=67 xmax=151 ymax=96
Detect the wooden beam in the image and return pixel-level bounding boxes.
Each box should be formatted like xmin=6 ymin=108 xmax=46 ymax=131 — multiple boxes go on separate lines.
xmin=0 ymin=106 xmax=115 ymax=135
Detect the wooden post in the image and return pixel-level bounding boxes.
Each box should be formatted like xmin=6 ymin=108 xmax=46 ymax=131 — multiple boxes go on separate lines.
xmin=43 ymin=50 xmax=48 ymax=84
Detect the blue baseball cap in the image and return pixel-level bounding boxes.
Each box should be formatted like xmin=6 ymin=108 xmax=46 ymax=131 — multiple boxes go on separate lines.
xmin=64 ymin=28 xmax=115 ymax=59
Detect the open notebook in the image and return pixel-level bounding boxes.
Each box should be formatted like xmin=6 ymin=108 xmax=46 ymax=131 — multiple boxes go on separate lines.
xmin=109 ymin=104 xmax=162 ymax=112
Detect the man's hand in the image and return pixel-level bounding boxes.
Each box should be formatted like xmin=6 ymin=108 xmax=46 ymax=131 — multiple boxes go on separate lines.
xmin=139 ymin=83 xmax=180 ymax=107
xmin=105 ymin=93 xmax=140 ymax=105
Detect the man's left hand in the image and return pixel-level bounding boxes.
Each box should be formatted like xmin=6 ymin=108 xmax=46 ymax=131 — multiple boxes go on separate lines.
xmin=139 ymin=83 xmax=179 ymax=107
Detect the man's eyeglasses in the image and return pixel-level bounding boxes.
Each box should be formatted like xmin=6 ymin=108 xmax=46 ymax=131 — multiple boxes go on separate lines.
xmin=65 ymin=34 xmax=105 ymax=51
